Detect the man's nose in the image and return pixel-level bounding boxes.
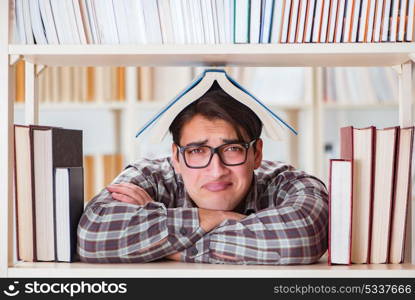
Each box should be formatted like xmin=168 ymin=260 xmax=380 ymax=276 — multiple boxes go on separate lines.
xmin=207 ymin=153 xmax=229 ymax=177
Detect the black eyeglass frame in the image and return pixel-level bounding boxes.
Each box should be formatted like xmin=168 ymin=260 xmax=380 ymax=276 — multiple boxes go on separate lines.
xmin=176 ymin=138 xmax=258 ymax=169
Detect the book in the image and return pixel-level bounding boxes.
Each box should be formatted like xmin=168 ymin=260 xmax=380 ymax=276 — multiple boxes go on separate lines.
xmin=319 ymin=0 xmax=331 ymax=43
xmin=234 ymin=0 xmax=250 ymax=43
xmin=357 ymin=0 xmax=370 ymax=42
xmin=296 ymin=0 xmax=308 ymax=43
xmin=250 ymin=0 xmax=262 ymax=44
xmin=407 ymin=0 xmax=415 ymax=41
xmin=381 ymin=0 xmax=392 ymax=41
xmin=350 ymin=0 xmax=362 ymax=42
xmin=389 ymin=127 xmax=414 ymax=263
xmin=397 ymin=0 xmax=408 ymax=41
xmin=372 ymin=0 xmax=385 ymax=42
xmin=288 ymin=0 xmax=300 ymax=43
xmin=328 ymin=159 xmax=353 ymax=265
xmin=270 ymin=0 xmax=285 ymax=43
xmin=55 ymin=167 xmax=84 ymax=262
xmin=341 ymin=126 xmax=375 ymax=264
xmin=303 ymin=0 xmax=316 ymax=42
xmin=390 ymin=0 xmax=400 ymax=41
xmin=311 ymin=0 xmax=324 ymax=42
xmin=335 ymin=0 xmax=347 ymax=42
xmin=260 ymin=0 xmax=274 ymax=43
xmin=370 ymin=127 xmax=399 ymax=264
xmin=135 ymin=69 xmax=297 ymax=143
xmin=14 ymin=125 xmax=36 ymax=262
xmin=31 ymin=126 xmax=83 ymax=261
xmin=327 ymin=0 xmax=339 ymax=43
xmin=281 ymin=0 xmax=293 ymax=43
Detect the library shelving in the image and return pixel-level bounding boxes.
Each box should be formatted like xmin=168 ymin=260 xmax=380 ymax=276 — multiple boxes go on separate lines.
xmin=1 ymin=2 xmax=415 ymax=278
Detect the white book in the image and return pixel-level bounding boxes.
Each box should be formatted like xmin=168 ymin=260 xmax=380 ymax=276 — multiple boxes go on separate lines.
xmin=260 ymin=0 xmax=274 ymax=43
xmin=211 ymin=0 xmax=220 ymax=43
xmin=250 ymin=0 xmax=262 ymax=43
xmin=407 ymin=0 xmax=415 ymax=41
xmin=93 ymin=0 xmax=119 ymax=44
xmin=281 ymin=0 xmax=292 ymax=43
xmin=365 ymin=0 xmax=376 ymax=42
xmin=78 ymin=0 xmax=93 ymax=44
xmin=170 ymin=0 xmax=187 ymax=44
xmin=296 ymin=0 xmax=308 ymax=43
xmin=65 ymin=0 xmax=81 ymax=44
xmin=136 ymin=69 xmax=297 ymax=143
xmin=343 ymin=0 xmax=355 ymax=42
xmin=38 ymin=0 xmax=59 ymax=44
xmin=381 ymin=0 xmax=392 ymax=41
xmin=390 ymin=0 xmax=400 ymax=41
xmin=288 ymin=0 xmax=300 ymax=43
xmin=304 ymin=0 xmax=316 ymax=42
xmin=85 ymin=0 xmax=100 ymax=44
xmin=358 ymin=0 xmax=370 ymax=42
xmin=142 ymin=0 xmax=163 ymax=44
xmin=158 ymin=0 xmax=175 ymax=44
xmin=312 ymin=0 xmax=324 ymax=43
xmin=182 ymin=0 xmax=194 ymax=43
xmin=215 ymin=0 xmax=226 ymax=43
xmin=200 ymin=0 xmax=215 ymax=44
xmin=327 ymin=0 xmax=339 ymax=43
xmin=373 ymin=0 xmax=385 ymax=42
xmin=224 ymin=0 xmax=233 ymax=43
xmin=335 ymin=0 xmax=347 ymax=42
xmin=50 ymin=0 xmax=74 ymax=44
xmin=329 ymin=159 xmax=353 ymax=265
xmin=234 ymin=0 xmax=250 ymax=43
xmin=350 ymin=0 xmax=362 ymax=42
xmin=398 ymin=0 xmax=408 ymax=41
xmin=72 ymin=0 xmax=87 ymax=44
xmin=125 ymin=0 xmax=147 ymax=44
xmin=29 ymin=0 xmax=48 ymax=44
xmin=15 ymin=0 xmax=27 ymax=44
xmin=319 ymin=0 xmax=331 ymax=42
xmin=270 ymin=0 xmax=285 ymax=43
xmin=112 ymin=0 xmax=130 ymax=44
xmin=22 ymin=0 xmax=34 ymax=44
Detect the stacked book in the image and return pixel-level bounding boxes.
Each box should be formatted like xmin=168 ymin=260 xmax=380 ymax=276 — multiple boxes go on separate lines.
xmin=328 ymin=125 xmax=414 ymax=264
xmin=13 ymin=0 xmax=415 ymax=45
xmin=14 ymin=125 xmax=84 ymax=262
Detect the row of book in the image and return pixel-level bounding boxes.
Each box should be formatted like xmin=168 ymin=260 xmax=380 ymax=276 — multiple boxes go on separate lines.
xmin=14 ymin=124 xmax=84 ymax=262
xmin=323 ymin=67 xmax=398 ymax=104
xmin=14 ymin=61 xmax=400 ymax=106
xmin=13 ymin=0 xmax=415 ymax=45
xmin=328 ymin=125 xmax=414 ymax=265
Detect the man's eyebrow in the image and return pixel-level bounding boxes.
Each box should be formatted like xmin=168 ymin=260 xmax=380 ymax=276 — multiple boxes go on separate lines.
xmin=184 ymin=140 xmax=208 ymax=147
xmin=222 ymin=138 xmax=244 ymax=144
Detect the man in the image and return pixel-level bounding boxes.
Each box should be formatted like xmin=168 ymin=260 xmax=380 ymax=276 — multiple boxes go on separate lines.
xmin=77 ymin=84 xmax=328 ymax=265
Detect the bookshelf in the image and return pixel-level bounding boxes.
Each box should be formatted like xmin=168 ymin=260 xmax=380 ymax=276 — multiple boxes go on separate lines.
xmin=1 ymin=2 xmax=415 ymax=278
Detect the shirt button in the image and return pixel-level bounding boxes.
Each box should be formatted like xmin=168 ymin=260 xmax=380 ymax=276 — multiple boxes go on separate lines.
xmin=179 ymin=228 xmax=187 ymax=235
xmin=190 ymin=248 xmax=198 ymax=256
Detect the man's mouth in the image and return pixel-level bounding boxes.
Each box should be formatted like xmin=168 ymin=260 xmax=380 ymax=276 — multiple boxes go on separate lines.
xmin=203 ymin=182 xmax=232 ymax=192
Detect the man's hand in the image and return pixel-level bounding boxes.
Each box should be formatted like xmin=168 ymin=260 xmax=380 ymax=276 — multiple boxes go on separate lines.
xmin=106 ymin=183 xmax=153 ymax=205
xmin=198 ymin=208 xmax=246 ymax=232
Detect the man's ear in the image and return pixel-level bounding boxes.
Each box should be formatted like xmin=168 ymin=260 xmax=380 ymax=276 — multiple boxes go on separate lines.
xmin=171 ymin=143 xmax=181 ymax=174
xmin=253 ymin=138 xmax=263 ymax=169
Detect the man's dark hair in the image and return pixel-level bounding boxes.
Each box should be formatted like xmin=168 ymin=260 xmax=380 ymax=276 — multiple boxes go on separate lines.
xmin=169 ymin=81 xmax=263 ymax=145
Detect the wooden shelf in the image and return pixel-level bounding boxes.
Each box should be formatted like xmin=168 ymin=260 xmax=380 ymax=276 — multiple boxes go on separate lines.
xmin=7 ymin=259 xmax=415 ymax=278
xmin=9 ymin=43 xmax=415 ymax=67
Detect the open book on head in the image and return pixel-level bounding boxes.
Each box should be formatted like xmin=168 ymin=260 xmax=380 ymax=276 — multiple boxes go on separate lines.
xmin=135 ymin=69 xmax=298 ymax=143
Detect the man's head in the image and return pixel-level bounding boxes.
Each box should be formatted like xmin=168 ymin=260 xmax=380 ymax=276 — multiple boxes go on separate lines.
xmin=169 ymin=83 xmax=263 ymax=211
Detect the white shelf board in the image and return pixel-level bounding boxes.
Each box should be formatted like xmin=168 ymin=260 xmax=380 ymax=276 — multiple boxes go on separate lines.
xmin=7 ymin=260 xmax=415 ymax=278
xmin=9 ymin=43 xmax=415 ymax=67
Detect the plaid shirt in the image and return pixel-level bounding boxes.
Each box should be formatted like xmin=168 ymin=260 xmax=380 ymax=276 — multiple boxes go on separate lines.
xmin=77 ymin=157 xmax=328 ymax=265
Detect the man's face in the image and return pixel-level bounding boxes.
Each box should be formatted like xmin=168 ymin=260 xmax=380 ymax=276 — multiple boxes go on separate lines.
xmin=172 ymin=114 xmax=263 ymax=211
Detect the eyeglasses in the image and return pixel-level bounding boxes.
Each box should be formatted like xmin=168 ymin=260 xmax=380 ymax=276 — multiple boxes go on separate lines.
xmin=176 ymin=139 xmax=257 ymax=169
